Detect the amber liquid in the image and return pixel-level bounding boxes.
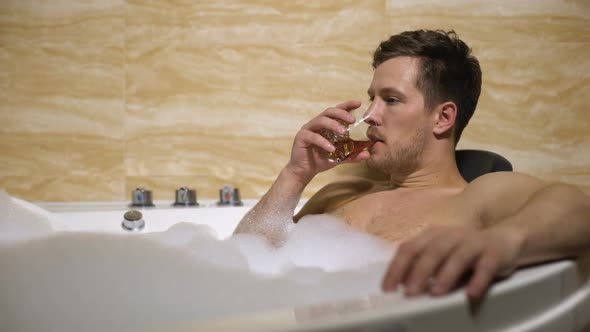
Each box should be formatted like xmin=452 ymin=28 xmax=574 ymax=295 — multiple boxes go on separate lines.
xmin=320 ymin=128 xmax=373 ymax=163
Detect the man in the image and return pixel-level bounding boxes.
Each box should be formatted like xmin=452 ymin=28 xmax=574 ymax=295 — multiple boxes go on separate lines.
xmin=234 ymin=30 xmax=590 ymax=300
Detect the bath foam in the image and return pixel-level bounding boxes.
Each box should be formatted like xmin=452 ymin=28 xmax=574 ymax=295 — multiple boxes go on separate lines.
xmin=230 ymin=214 xmax=395 ymax=276
xmin=0 ymin=193 xmax=397 ymax=332
xmin=0 ymin=191 xmax=54 ymax=244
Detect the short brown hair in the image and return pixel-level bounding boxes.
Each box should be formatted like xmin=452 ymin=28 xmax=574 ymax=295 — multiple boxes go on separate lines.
xmin=373 ymin=30 xmax=481 ymax=144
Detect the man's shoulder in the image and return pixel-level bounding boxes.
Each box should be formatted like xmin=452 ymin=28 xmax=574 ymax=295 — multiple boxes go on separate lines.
xmin=464 ymin=171 xmax=545 ymax=195
xmin=461 ymin=172 xmax=547 ymax=226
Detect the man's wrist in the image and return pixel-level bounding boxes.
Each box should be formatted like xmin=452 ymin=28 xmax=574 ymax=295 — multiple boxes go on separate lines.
xmin=280 ymin=165 xmax=313 ymax=193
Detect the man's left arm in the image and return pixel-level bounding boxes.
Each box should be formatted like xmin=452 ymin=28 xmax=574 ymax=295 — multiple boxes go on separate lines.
xmin=382 ymin=173 xmax=590 ymax=300
xmin=495 ymin=183 xmax=590 ymax=265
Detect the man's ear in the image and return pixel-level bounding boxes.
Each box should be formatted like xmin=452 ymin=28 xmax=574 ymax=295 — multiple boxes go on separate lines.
xmin=433 ymin=102 xmax=457 ymax=137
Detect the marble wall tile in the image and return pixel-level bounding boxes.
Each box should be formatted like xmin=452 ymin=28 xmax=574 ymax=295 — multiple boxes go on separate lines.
xmin=0 ymin=0 xmax=125 ymax=136
xmin=122 ymin=0 xmax=389 ymax=197
xmin=125 ymin=129 xmax=292 ymax=181
xmin=0 ymin=133 xmax=124 ymax=176
xmin=125 ymin=45 xmax=314 ymax=134
xmin=457 ymin=42 xmax=589 ymax=191
xmin=124 ymin=30 xmax=383 ymax=195
xmin=126 ymin=0 xmax=388 ymax=46
xmin=386 ymin=0 xmax=590 ymax=42
xmin=1 ymin=0 xmax=589 ymax=202
xmin=123 ymin=43 xmax=315 ymax=181
xmin=0 ymin=175 xmax=125 ymax=202
xmin=388 ymin=16 xmax=590 ymax=43
xmin=386 ymin=0 xmax=590 ymax=18
xmin=0 ymin=0 xmax=125 ymax=201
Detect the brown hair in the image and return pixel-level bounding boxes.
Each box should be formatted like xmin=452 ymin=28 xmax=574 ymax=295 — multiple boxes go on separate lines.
xmin=373 ymin=30 xmax=481 ymax=144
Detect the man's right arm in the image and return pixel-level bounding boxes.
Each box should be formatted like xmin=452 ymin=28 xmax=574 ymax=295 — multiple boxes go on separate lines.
xmin=233 ymin=166 xmax=309 ymax=246
xmin=233 ymin=100 xmax=369 ymax=246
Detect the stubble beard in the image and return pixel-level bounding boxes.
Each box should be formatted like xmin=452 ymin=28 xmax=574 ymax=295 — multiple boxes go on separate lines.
xmin=367 ymin=129 xmax=426 ymax=176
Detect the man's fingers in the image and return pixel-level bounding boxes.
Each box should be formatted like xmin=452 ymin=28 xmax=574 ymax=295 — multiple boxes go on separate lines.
xmin=297 ymin=130 xmax=335 ymax=153
xmin=404 ymin=234 xmax=462 ymax=296
xmin=430 ymin=240 xmax=481 ymax=295
xmin=334 ymin=100 xmax=362 ymax=112
xmin=382 ymin=230 xmax=438 ymax=292
xmin=382 ymin=245 xmax=415 ymax=292
xmin=303 ymin=102 xmax=364 ymax=135
xmin=303 ymin=115 xmax=348 ymax=135
xmin=319 ymin=106 xmax=356 ymax=124
xmin=466 ymin=250 xmax=500 ymax=300
xmin=382 ymin=227 xmax=511 ymax=299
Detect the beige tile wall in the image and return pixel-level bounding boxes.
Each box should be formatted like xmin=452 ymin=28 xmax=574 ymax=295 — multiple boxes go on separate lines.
xmin=1 ymin=0 xmax=588 ymax=202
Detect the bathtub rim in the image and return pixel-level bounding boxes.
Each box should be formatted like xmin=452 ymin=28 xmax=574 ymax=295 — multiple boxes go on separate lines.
xmin=9 ymin=198 xmax=590 ymax=332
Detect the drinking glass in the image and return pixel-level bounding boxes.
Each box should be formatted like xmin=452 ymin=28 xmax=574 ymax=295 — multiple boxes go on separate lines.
xmin=320 ymin=107 xmax=373 ymax=163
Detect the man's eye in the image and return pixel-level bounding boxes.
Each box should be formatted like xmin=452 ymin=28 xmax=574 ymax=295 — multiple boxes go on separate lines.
xmin=386 ymin=98 xmax=399 ymax=104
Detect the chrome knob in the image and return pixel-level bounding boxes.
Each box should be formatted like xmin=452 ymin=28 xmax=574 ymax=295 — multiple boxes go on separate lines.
xmin=130 ymin=188 xmax=154 ymax=207
xmin=173 ymin=187 xmax=199 ymax=207
xmin=218 ymin=185 xmax=243 ymax=206
xmin=122 ymin=210 xmax=145 ymax=231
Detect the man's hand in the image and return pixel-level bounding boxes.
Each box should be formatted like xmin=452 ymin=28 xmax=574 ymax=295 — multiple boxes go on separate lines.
xmin=286 ymin=100 xmax=370 ymax=183
xmin=381 ymin=225 xmax=526 ymax=300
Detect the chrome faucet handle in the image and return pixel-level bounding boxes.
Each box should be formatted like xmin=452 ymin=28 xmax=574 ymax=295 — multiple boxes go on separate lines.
xmin=218 ymin=185 xmax=243 ymax=206
xmin=130 ymin=188 xmax=154 ymax=207
xmin=173 ymin=187 xmax=199 ymax=206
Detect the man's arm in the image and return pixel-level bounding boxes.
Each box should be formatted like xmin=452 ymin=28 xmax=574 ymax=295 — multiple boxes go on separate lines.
xmin=495 ymin=183 xmax=590 ymax=264
xmin=233 ymin=101 xmax=369 ymax=246
xmin=382 ymin=172 xmax=590 ymax=300
xmin=233 ymin=167 xmax=307 ymax=246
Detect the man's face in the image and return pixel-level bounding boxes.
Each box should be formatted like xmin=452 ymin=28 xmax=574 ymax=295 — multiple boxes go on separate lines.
xmin=365 ymin=56 xmax=433 ymax=175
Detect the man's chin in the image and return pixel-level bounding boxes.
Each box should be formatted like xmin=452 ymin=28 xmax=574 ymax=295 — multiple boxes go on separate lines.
xmin=366 ymin=156 xmax=386 ymax=173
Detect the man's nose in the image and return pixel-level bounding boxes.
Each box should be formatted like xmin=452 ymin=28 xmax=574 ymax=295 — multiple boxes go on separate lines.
xmin=364 ymin=105 xmax=381 ymax=126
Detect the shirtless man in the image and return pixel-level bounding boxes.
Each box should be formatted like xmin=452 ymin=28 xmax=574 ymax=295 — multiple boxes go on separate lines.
xmin=234 ymin=30 xmax=590 ymax=300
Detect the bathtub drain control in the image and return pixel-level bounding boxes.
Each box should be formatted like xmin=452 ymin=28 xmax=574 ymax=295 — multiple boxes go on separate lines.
xmin=122 ymin=210 xmax=145 ymax=231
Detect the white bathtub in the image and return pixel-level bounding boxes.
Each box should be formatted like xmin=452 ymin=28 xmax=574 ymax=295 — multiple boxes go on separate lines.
xmin=3 ymin=198 xmax=590 ymax=332
xmin=45 ymin=200 xmax=254 ymax=238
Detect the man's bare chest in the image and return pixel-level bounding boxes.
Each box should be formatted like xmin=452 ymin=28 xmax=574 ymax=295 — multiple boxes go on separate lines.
xmin=329 ymin=189 xmax=465 ymax=242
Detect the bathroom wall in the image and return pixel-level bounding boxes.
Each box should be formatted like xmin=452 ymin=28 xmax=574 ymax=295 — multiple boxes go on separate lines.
xmin=1 ymin=0 xmax=588 ymax=202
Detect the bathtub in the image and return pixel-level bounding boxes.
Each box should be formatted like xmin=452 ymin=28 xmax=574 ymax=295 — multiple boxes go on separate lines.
xmin=3 ymin=198 xmax=590 ymax=332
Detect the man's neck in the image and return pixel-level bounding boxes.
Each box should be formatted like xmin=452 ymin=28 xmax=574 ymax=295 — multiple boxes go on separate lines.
xmin=389 ymin=148 xmax=467 ymax=190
